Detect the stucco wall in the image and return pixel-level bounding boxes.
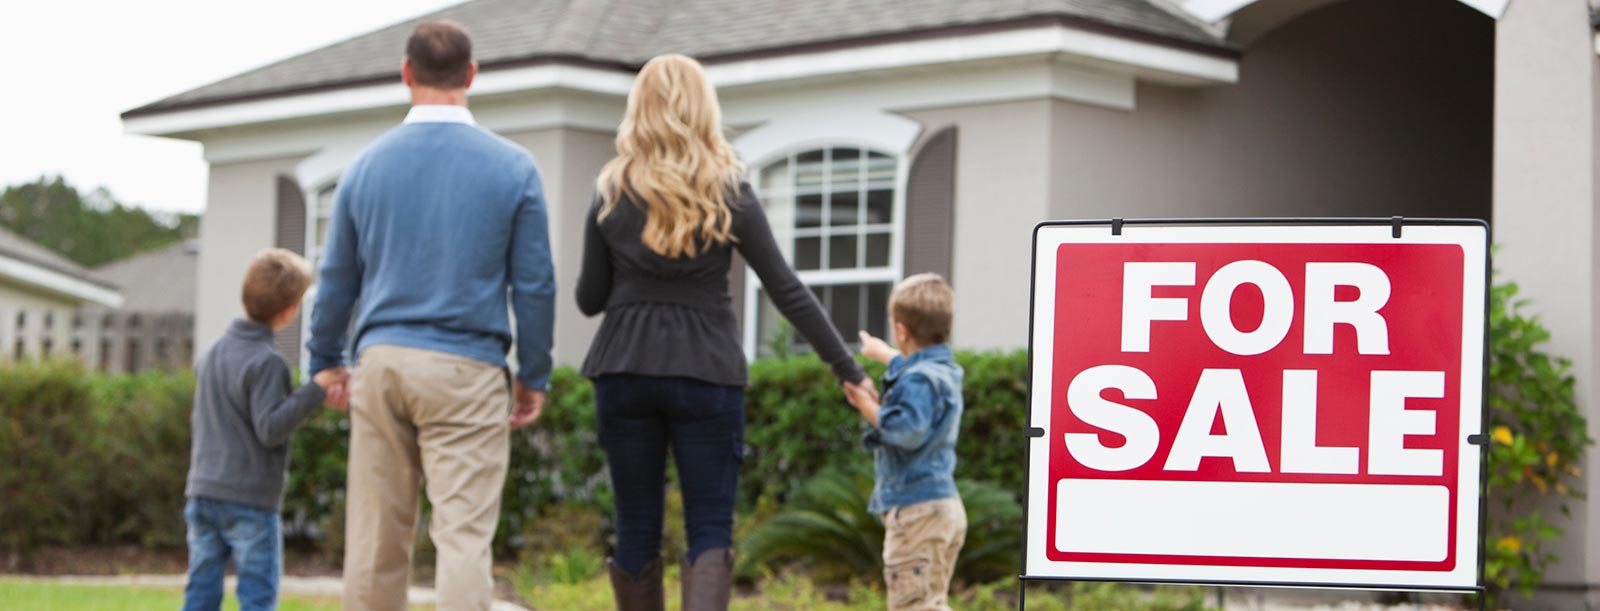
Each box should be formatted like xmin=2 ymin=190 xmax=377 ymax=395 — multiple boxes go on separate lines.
xmin=1493 ymin=0 xmax=1599 ymax=603
xmin=195 ymin=154 xmax=303 ymax=357
xmin=502 ymin=127 xmax=615 ymax=367
xmin=901 ymin=100 xmax=1055 ymax=352
xmin=1049 ymin=0 xmax=1494 ymax=221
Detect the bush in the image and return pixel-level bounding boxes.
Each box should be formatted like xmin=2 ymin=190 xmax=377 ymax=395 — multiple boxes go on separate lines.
xmin=1484 ymin=281 xmax=1590 ymax=598
xmin=0 ymin=361 xmax=193 ymax=565
xmin=741 ymin=466 xmax=1024 ymax=585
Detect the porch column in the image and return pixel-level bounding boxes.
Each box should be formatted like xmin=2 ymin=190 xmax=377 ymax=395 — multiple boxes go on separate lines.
xmin=1493 ymin=0 xmax=1600 ymax=603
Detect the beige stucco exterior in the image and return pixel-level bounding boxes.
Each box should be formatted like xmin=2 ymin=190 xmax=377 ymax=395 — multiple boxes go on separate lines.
xmin=194 ymin=154 xmax=304 ymax=351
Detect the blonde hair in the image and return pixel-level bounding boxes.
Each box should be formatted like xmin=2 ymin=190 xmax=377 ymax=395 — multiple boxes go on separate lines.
xmin=596 ymin=54 xmax=746 ymax=258
xmin=890 ymin=273 xmax=954 ymax=346
xmin=241 ymin=248 xmax=312 ymax=323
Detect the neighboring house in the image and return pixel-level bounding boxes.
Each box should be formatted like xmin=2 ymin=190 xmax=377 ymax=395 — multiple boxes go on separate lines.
xmin=90 ymin=240 xmax=201 ymax=372
xmin=0 ymin=225 xmax=123 ymax=359
xmin=123 ymin=0 xmax=1599 ymax=604
xmin=93 ymin=240 xmax=197 ymax=315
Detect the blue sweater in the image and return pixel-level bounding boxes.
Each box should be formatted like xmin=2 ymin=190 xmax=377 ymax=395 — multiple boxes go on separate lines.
xmin=307 ymin=118 xmax=556 ymax=389
xmin=863 ymin=344 xmax=964 ymax=514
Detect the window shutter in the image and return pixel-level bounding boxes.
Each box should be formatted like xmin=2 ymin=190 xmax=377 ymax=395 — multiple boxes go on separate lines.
xmin=904 ymin=126 xmax=957 ymax=285
xmin=273 ymin=175 xmax=306 ymax=369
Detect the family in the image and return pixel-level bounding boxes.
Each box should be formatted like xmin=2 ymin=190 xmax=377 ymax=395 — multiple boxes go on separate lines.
xmin=181 ymin=20 xmax=967 ymax=611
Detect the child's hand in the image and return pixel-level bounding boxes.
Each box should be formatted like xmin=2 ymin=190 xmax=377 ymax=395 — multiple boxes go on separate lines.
xmin=844 ymin=381 xmax=881 ymax=427
xmin=314 ymin=367 xmax=351 ymax=411
xmin=858 ymin=331 xmax=896 ymax=364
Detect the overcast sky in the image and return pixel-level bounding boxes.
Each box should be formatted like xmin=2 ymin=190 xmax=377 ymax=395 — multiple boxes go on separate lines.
xmin=0 ymin=0 xmax=464 ymax=214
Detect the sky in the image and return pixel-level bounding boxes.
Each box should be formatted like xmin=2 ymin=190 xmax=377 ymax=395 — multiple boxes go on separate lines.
xmin=0 ymin=0 xmax=465 ymax=214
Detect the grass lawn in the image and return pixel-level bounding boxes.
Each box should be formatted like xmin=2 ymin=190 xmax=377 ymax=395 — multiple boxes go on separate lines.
xmin=0 ymin=578 xmax=427 ymax=611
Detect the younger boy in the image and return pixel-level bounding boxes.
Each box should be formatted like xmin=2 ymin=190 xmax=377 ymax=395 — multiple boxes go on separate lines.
xmin=844 ymin=273 xmax=966 ymax=611
xmin=182 ymin=248 xmax=346 ymax=611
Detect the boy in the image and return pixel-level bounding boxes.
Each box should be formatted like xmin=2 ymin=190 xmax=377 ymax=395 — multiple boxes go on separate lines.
xmin=844 ymin=273 xmax=966 ymax=611
xmin=182 ymin=248 xmax=346 ymax=611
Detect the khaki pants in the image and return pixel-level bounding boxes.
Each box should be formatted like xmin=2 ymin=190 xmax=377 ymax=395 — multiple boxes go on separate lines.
xmin=343 ymin=345 xmax=511 ymax=611
xmin=882 ymin=497 xmax=967 ymax=611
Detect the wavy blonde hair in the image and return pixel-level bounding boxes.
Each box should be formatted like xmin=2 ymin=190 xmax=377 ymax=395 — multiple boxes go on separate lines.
xmin=597 ymin=54 xmax=746 ymax=258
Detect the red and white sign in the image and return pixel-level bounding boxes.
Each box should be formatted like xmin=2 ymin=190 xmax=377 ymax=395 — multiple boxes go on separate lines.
xmin=1024 ymin=222 xmax=1486 ymax=590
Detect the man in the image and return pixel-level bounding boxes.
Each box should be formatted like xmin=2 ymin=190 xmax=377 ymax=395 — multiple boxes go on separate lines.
xmin=307 ymin=20 xmax=555 ymax=611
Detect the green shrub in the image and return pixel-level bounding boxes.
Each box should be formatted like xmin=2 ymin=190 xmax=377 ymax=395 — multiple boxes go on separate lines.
xmin=1484 ymin=280 xmax=1590 ymax=598
xmin=741 ymin=466 xmax=1024 ymax=585
xmin=0 ymin=361 xmax=195 ymax=564
xmin=0 ymin=360 xmax=99 ymax=563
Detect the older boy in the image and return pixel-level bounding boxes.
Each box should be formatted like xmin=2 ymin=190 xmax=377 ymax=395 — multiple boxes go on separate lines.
xmin=182 ymin=248 xmax=345 ymax=611
xmin=845 ymin=273 xmax=967 ymax=611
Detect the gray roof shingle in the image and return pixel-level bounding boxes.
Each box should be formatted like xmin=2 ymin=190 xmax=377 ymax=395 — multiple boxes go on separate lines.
xmin=126 ymin=0 xmax=1228 ymax=117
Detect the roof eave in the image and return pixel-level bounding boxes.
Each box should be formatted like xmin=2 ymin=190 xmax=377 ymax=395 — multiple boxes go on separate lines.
xmin=0 ymin=253 xmax=124 ymax=308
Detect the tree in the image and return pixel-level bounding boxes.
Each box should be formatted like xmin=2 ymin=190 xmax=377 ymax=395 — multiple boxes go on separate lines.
xmin=0 ymin=175 xmax=198 ymax=267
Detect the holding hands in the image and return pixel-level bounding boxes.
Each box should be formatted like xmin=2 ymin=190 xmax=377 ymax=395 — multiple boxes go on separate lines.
xmin=314 ymin=366 xmax=351 ymax=411
xmin=844 ymin=330 xmax=894 ymax=426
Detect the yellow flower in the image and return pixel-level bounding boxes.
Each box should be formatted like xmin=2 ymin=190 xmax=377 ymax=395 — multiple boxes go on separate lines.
xmin=1491 ymin=426 xmax=1513 ymax=446
xmin=1547 ymin=452 xmax=1560 ymax=468
xmin=1497 ymin=536 xmax=1522 ymax=554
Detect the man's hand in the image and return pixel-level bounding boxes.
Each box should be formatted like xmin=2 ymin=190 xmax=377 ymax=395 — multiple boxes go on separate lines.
xmin=313 ymin=366 xmax=351 ymax=412
xmin=858 ymin=331 xmax=896 ymax=365
xmin=510 ymin=383 xmax=546 ymax=429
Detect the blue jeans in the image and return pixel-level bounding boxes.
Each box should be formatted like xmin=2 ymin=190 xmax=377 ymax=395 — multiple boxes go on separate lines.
xmin=595 ymin=375 xmax=744 ymax=577
xmin=182 ymin=497 xmax=282 ymax=611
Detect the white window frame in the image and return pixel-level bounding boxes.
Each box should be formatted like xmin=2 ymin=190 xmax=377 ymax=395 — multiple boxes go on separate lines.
xmin=733 ymin=112 xmax=921 ymax=359
xmin=741 ymin=142 xmax=911 ymax=359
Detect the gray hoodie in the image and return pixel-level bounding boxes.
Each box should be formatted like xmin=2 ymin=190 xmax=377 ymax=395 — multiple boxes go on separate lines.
xmin=185 ymin=318 xmax=326 ymax=511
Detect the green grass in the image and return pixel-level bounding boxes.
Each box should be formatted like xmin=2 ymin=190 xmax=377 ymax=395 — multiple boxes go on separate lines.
xmin=0 ymin=579 xmax=353 ymax=611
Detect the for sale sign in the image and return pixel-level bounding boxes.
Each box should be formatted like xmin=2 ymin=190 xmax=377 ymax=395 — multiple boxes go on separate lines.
xmin=1023 ymin=221 xmax=1486 ymax=590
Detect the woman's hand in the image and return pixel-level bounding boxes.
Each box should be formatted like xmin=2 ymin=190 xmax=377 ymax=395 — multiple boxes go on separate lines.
xmin=858 ymin=331 xmax=896 ymax=365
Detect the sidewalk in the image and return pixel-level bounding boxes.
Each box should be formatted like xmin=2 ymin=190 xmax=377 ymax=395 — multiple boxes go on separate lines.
xmin=5 ymin=573 xmax=532 ymax=611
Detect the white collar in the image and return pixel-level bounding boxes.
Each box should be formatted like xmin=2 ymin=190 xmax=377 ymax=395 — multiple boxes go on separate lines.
xmin=402 ymin=105 xmax=476 ymax=125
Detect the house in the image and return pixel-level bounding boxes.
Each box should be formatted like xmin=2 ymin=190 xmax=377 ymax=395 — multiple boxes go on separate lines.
xmin=0 ymin=225 xmax=123 ymax=358
xmin=93 ymin=240 xmax=197 ymax=316
xmin=123 ymin=0 xmax=1598 ymax=605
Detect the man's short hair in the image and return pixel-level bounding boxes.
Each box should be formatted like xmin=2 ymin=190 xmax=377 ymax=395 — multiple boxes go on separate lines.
xmin=406 ymin=20 xmax=474 ymax=88
xmin=889 ymin=273 xmax=954 ymax=347
xmin=241 ymin=248 xmax=313 ymax=324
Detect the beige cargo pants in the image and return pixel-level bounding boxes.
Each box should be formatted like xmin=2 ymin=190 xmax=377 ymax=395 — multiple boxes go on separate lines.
xmin=882 ymin=497 xmax=968 ymax=611
xmin=342 ymin=345 xmax=512 ymax=611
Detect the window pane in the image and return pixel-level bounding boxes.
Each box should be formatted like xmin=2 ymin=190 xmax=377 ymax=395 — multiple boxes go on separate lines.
xmin=867 ymin=282 xmax=891 ymax=339
xmin=828 ymin=235 xmax=858 ymax=270
xmin=796 ymin=237 xmax=822 ymax=270
xmin=795 ymin=150 xmax=826 ymax=188
xmin=796 ymin=193 xmax=823 ymax=228
xmin=830 ymin=284 xmax=862 ymax=338
xmin=829 ymin=190 xmax=860 ymax=227
xmin=866 ymin=152 xmax=896 ymax=183
xmin=830 ymin=147 xmax=862 ymax=187
xmin=867 ymin=189 xmax=893 ymax=224
xmin=866 ymin=232 xmax=891 ymax=268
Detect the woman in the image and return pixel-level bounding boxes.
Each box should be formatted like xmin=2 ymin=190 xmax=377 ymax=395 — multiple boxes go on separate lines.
xmin=576 ymin=54 xmax=873 ymax=611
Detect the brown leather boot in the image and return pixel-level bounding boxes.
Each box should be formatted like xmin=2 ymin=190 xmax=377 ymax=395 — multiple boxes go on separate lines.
xmin=607 ymin=557 xmax=665 ymax=611
xmin=680 ymin=548 xmax=734 ymax=611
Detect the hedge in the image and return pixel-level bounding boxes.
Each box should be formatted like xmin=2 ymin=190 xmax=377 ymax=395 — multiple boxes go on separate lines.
xmin=0 ymin=350 xmax=1027 ymax=562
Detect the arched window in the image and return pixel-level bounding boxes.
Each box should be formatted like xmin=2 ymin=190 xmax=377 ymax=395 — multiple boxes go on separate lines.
xmin=746 ymin=146 xmax=902 ymax=356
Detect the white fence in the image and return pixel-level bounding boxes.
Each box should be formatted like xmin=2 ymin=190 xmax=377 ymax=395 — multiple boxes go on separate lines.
xmin=0 ymin=307 xmax=194 ymax=373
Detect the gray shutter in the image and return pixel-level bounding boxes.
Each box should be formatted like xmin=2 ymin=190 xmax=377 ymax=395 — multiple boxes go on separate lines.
xmin=273 ymin=175 xmax=307 ymax=369
xmin=904 ymin=126 xmax=957 ymax=285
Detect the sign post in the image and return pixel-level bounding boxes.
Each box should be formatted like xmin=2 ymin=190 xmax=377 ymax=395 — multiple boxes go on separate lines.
xmin=1021 ymin=218 xmax=1489 ymax=607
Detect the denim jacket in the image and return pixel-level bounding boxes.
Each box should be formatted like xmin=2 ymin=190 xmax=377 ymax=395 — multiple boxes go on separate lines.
xmin=863 ymin=344 xmax=963 ymax=514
